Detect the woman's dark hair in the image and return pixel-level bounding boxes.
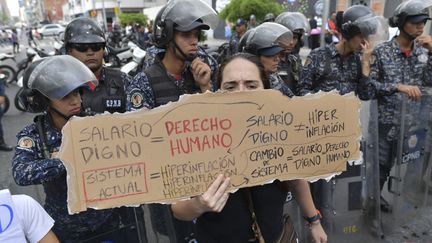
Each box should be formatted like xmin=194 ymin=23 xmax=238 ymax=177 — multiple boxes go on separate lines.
xmin=217 ymin=53 xmax=270 ymax=90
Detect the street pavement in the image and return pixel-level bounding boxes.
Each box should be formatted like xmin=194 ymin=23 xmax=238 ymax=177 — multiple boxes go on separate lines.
xmin=0 ymin=36 xmax=431 ymax=242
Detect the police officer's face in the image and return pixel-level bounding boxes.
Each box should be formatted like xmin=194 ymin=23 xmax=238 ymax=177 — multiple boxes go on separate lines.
xmin=174 ymin=29 xmax=199 ymax=59
xmin=403 ymin=20 xmax=426 ymax=38
xmin=347 ymin=34 xmax=366 ymax=52
xmin=49 ymin=90 xmax=82 ymax=117
xmin=260 ymin=54 xmax=280 ymax=74
xmin=68 ymin=43 xmax=105 ymax=73
xmin=221 ymin=58 xmax=264 ymax=92
xmin=285 ymin=34 xmax=299 ymax=53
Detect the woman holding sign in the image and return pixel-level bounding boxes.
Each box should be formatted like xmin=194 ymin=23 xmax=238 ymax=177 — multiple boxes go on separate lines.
xmin=171 ymin=53 xmax=327 ymax=243
xmin=11 ymin=56 xmax=124 ymax=242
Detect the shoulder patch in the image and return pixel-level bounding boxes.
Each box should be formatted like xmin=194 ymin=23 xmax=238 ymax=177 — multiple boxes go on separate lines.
xmin=131 ymin=92 xmax=144 ymax=108
xmin=17 ymin=136 xmax=35 ymax=150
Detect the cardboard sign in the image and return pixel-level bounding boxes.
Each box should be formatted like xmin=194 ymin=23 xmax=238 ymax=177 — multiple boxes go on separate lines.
xmin=59 ymin=90 xmax=362 ymax=214
xmin=0 ymin=189 xmax=27 ymax=243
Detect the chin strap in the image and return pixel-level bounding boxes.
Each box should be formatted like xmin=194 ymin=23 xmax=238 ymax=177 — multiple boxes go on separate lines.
xmin=400 ymin=28 xmax=416 ymax=41
xmin=49 ymin=106 xmax=73 ymax=121
xmin=172 ymin=41 xmax=197 ymax=62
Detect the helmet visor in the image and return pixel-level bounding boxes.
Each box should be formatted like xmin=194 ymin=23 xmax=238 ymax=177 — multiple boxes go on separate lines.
xmin=162 ymin=0 xmax=219 ymax=30
xmin=248 ymin=22 xmax=293 ymax=53
xmin=28 ymin=56 xmax=98 ymax=100
xmin=275 ymin=12 xmax=311 ymax=34
xmin=395 ymin=0 xmax=432 ymax=16
xmin=368 ymin=16 xmax=390 ymax=46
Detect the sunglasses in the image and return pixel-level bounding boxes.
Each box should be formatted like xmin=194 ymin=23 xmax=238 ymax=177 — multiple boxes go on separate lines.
xmin=71 ymin=43 xmax=105 ymax=52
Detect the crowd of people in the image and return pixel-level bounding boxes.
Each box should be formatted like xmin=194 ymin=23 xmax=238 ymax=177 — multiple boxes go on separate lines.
xmin=2 ymin=0 xmax=432 ymax=242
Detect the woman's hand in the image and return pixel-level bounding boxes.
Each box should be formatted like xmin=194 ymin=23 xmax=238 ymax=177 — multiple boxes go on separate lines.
xmin=171 ymin=174 xmax=230 ymax=221
xmin=310 ymin=221 xmax=327 ymax=243
xmin=195 ymin=174 xmax=230 ymax=213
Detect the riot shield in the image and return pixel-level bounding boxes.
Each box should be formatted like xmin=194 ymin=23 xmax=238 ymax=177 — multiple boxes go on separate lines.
xmin=310 ymin=100 xmax=382 ymax=242
xmin=381 ymin=88 xmax=432 ymax=232
xmin=79 ymin=207 xmax=148 ymax=243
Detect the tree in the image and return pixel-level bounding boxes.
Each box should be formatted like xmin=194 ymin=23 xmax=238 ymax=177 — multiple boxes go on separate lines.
xmin=219 ymin=0 xmax=284 ymax=23
xmin=118 ymin=13 xmax=148 ymax=27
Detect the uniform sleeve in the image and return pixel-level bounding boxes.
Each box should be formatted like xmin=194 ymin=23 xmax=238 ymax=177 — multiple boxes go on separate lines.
xmin=120 ymin=72 xmax=133 ymax=88
xmin=12 ymin=195 xmax=54 ymax=243
xmin=368 ymin=50 xmax=398 ymax=97
xmin=126 ymin=72 xmax=155 ymax=111
xmin=207 ymin=53 xmax=219 ymax=92
xmin=423 ymin=52 xmax=432 ymax=87
xmin=12 ymin=129 xmax=66 ymax=186
xmin=298 ymin=51 xmax=317 ymax=96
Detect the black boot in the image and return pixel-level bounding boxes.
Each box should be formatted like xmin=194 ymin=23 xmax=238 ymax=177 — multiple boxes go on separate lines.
xmin=0 ymin=140 xmax=13 ymax=151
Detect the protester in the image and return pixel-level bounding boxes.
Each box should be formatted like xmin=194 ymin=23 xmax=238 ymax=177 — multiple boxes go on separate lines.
xmin=11 ymin=28 xmax=19 ymax=54
xmin=171 ymin=53 xmax=327 ymax=243
xmin=0 ymin=70 xmax=13 ymax=151
xmin=0 ymin=191 xmax=60 ymax=243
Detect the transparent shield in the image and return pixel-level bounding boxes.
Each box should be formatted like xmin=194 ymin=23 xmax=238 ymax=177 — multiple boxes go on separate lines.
xmin=141 ymin=204 xmax=198 ymax=243
xmin=310 ymin=100 xmax=382 ymax=242
xmin=381 ymin=88 xmax=432 ymax=232
xmin=79 ymin=207 xmax=148 ymax=243
xmin=367 ymin=16 xmax=389 ymax=47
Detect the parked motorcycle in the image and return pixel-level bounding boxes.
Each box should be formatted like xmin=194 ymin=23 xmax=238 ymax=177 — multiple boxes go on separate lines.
xmin=0 ymin=73 xmax=10 ymax=113
xmin=0 ymin=53 xmax=17 ymax=84
xmin=120 ymin=43 xmax=146 ymax=77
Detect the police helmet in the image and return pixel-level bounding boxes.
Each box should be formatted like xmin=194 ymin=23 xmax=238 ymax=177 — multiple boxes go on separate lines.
xmin=264 ymin=13 xmax=275 ymax=22
xmin=241 ymin=22 xmax=293 ymax=56
xmin=153 ymin=0 xmax=218 ymax=48
xmin=389 ymin=0 xmax=431 ymax=28
xmin=64 ymin=17 xmax=105 ymax=46
xmin=337 ymin=5 xmax=378 ymax=39
xmin=275 ymin=12 xmax=310 ymax=35
xmin=20 ymin=56 xmax=97 ymax=113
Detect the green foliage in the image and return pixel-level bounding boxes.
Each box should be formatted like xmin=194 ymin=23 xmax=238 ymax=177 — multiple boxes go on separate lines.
xmin=219 ymin=0 xmax=284 ymax=23
xmin=118 ymin=13 xmax=148 ymax=27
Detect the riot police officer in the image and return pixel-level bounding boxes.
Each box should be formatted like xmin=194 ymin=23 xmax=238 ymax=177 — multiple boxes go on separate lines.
xmin=64 ymin=17 xmax=132 ymax=114
xmin=229 ymin=18 xmax=248 ymax=57
xmin=368 ymin=0 xmax=432 ymax=211
xmin=276 ymin=11 xmax=310 ymax=92
xmin=239 ymin=22 xmax=295 ymax=97
xmin=298 ymin=5 xmax=378 ymax=99
xmin=125 ymin=0 xmax=218 ymax=241
xmin=12 ymin=56 xmax=123 ymax=242
xmin=126 ymin=0 xmax=219 ymax=110
xmin=263 ymin=13 xmax=275 ymax=23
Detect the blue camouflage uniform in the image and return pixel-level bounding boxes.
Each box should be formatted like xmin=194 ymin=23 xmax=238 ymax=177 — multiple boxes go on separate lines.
xmin=298 ymin=43 xmax=372 ymax=99
xmin=12 ymin=113 xmax=119 ymax=242
xmin=367 ymin=37 xmax=432 ymax=189
xmin=229 ymin=33 xmax=241 ymax=56
xmin=369 ymin=37 xmax=432 ymax=129
xmin=278 ymin=53 xmax=302 ymax=94
xmin=268 ymin=73 xmax=295 ymax=97
xmin=142 ymin=45 xmax=218 ymax=75
xmin=127 ymin=49 xmax=218 ymax=111
xmin=81 ymin=66 xmax=133 ymax=115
